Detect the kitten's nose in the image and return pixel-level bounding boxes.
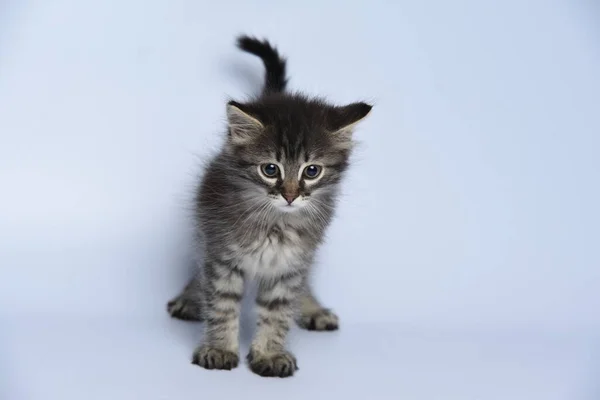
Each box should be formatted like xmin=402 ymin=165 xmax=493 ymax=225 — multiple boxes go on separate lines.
xmin=282 ymin=192 xmax=299 ymax=205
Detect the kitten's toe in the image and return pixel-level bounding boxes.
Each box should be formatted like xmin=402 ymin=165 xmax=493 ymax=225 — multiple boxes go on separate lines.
xmin=192 ymin=346 xmax=239 ymax=370
xmin=297 ymin=308 xmax=339 ymax=331
xmin=247 ymin=349 xmax=298 ymax=378
xmin=167 ymin=295 xmax=203 ymax=321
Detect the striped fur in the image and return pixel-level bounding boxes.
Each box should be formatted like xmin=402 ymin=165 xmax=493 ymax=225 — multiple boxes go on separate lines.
xmin=167 ymin=35 xmax=371 ymax=378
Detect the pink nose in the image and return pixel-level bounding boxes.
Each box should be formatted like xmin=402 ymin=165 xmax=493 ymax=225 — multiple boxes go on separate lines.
xmin=283 ymin=192 xmax=299 ymax=205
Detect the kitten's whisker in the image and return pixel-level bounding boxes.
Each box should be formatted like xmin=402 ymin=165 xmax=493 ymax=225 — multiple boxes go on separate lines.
xmin=238 ymin=201 xmax=272 ymax=244
xmin=309 ymin=197 xmax=335 ymax=210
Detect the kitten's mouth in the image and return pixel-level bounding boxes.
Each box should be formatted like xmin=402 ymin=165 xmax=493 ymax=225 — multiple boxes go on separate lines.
xmin=278 ymin=198 xmax=306 ymax=212
xmin=269 ymin=194 xmax=306 ymax=213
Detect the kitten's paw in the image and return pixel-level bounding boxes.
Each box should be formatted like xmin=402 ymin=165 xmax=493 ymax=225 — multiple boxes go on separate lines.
xmin=192 ymin=346 xmax=239 ymax=370
xmin=297 ymin=308 xmax=339 ymax=331
xmin=167 ymin=295 xmax=203 ymax=321
xmin=247 ymin=349 xmax=298 ymax=378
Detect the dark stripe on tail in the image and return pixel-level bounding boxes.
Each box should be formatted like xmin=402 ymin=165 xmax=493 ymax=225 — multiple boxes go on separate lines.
xmin=237 ymin=35 xmax=288 ymax=94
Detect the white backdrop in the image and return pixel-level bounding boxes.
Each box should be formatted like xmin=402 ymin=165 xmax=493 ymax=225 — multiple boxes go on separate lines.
xmin=1 ymin=0 xmax=599 ymax=399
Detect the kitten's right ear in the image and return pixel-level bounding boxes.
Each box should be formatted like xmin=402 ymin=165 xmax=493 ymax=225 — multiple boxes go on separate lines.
xmin=226 ymin=101 xmax=264 ymax=145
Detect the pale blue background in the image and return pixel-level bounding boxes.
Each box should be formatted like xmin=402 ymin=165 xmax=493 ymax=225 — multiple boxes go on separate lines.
xmin=0 ymin=0 xmax=598 ymax=399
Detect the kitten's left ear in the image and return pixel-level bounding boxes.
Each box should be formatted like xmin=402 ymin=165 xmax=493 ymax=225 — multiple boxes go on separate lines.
xmin=226 ymin=101 xmax=264 ymax=144
xmin=328 ymin=102 xmax=372 ymax=136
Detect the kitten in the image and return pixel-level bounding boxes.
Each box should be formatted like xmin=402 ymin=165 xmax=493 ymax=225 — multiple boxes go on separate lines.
xmin=167 ymin=35 xmax=372 ymax=378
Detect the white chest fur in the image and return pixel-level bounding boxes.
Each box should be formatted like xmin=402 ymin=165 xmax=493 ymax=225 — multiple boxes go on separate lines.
xmin=232 ymin=226 xmax=304 ymax=279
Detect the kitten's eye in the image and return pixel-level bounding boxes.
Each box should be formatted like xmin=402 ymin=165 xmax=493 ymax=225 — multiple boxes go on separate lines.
xmin=303 ymin=165 xmax=322 ymax=179
xmin=261 ymin=163 xmax=279 ymax=178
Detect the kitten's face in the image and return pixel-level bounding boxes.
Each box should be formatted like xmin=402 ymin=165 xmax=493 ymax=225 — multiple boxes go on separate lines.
xmin=230 ymin=129 xmax=348 ymax=214
xmin=259 ymin=160 xmax=325 ymax=212
xmin=224 ymin=95 xmax=371 ymax=215
xmin=249 ymin=147 xmax=345 ymax=213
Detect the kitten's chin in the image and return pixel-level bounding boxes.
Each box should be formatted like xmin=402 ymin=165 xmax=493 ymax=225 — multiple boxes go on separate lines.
xmin=277 ymin=204 xmax=302 ymax=213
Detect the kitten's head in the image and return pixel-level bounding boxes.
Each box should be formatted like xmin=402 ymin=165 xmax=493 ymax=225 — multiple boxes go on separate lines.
xmin=223 ymin=93 xmax=371 ymax=214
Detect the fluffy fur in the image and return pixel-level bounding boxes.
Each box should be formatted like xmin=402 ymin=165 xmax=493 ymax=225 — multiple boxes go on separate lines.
xmin=167 ymin=35 xmax=371 ymax=378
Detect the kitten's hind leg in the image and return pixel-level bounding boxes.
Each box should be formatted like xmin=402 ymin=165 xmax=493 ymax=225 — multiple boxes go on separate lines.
xmin=167 ymin=273 xmax=204 ymax=321
xmin=296 ymin=290 xmax=339 ymax=331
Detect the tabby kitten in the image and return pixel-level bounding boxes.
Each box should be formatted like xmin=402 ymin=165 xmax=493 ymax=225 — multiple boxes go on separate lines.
xmin=167 ymin=35 xmax=372 ymax=378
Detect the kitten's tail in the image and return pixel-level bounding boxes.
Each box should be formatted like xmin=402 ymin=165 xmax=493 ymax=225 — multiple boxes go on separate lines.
xmin=236 ymin=35 xmax=288 ymax=94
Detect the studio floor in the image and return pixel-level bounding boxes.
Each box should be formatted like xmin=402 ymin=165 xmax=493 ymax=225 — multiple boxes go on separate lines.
xmin=2 ymin=315 xmax=595 ymax=400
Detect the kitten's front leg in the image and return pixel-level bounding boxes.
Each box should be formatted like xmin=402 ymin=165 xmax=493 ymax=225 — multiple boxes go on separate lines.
xmin=192 ymin=260 xmax=244 ymax=371
xmin=247 ymin=271 xmax=303 ymax=378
